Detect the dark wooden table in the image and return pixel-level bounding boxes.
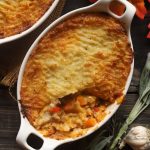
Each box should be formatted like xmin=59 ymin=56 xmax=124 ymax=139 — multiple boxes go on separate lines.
xmin=0 ymin=0 xmax=150 ymax=150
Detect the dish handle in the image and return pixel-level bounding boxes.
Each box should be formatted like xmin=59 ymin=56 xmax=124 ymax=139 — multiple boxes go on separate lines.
xmin=16 ymin=118 xmax=39 ymax=150
xmin=92 ymin=0 xmax=136 ymax=31
xmin=16 ymin=117 xmax=60 ymax=150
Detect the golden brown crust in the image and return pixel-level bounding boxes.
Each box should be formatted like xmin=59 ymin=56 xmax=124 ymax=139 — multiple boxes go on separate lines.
xmin=85 ymin=42 xmax=133 ymax=102
xmin=0 ymin=0 xmax=53 ymax=38
xmin=21 ymin=13 xmax=133 ymax=139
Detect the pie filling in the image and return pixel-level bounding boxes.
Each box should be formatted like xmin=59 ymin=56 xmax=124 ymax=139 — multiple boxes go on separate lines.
xmin=34 ymin=93 xmax=109 ymax=140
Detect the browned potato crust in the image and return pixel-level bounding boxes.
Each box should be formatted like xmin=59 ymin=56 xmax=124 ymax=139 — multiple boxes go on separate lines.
xmin=0 ymin=0 xmax=53 ymax=38
xmin=21 ymin=13 xmax=133 ymax=139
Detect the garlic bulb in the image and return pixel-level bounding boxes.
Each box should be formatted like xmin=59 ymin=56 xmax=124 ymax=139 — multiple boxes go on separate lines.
xmin=122 ymin=126 xmax=150 ymax=150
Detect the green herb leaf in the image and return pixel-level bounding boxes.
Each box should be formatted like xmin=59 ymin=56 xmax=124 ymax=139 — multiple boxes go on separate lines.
xmin=140 ymin=53 xmax=150 ymax=95
xmin=93 ymin=136 xmax=113 ymax=150
xmin=86 ymin=130 xmax=112 ymax=150
xmin=109 ymin=53 xmax=150 ymax=150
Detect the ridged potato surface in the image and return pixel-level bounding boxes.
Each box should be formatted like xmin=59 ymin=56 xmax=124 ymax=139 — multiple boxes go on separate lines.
xmin=0 ymin=0 xmax=53 ymax=38
xmin=21 ymin=13 xmax=133 ymax=139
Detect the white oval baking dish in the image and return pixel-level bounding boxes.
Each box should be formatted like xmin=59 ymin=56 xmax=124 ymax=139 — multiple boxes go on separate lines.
xmin=16 ymin=0 xmax=136 ymax=149
xmin=0 ymin=0 xmax=59 ymax=45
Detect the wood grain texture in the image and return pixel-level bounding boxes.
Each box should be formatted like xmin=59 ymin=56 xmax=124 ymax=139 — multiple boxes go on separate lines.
xmin=0 ymin=0 xmax=150 ymax=150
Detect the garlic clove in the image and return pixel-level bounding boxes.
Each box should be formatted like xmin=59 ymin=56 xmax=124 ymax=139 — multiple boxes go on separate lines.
xmin=122 ymin=126 xmax=150 ymax=150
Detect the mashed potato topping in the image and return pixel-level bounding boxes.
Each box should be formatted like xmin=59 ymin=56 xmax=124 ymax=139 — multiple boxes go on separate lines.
xmin=0 ymin=0 xmax=53 ymax=38
xmin=21 ymin=13 xmax=133 ymax=139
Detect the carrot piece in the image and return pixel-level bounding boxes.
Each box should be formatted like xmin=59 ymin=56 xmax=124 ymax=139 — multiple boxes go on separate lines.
xmin=85 ymin=118 xmax=97 ymax=128
xmin=63 ymin=100 xmax=83 ymax=113
xmin=49 ymin=106 xmax=61 ymax=113
xmin=77 ymin=95 xmax=87 ymax=106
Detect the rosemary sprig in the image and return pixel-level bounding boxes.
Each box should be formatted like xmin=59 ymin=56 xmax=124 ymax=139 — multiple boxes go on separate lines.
xmin=86 ymin=130 xmax=113 ymax=150
xmin=86 ymin=114 xmax=121 ymax=150
xmin=109 ymin=53 xmax=150 ymax=150
xmin=139 ymin=53 xmax=150 ymax=95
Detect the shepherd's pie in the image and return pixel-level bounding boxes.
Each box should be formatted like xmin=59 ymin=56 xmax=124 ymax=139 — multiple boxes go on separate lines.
xmin=20 ymin=13 xmax=133 ymax=140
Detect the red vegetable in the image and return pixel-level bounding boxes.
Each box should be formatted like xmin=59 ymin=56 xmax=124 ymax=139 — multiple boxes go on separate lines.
xmin=85 ymin=118 xmax=97 ymax=127
xmin=93 ymin=107 xmax=99 ymax=112
xmin=49 ymin=106 xmax=61 ymax=113
xmin=77 ymin=95 xmax=87 ymax=106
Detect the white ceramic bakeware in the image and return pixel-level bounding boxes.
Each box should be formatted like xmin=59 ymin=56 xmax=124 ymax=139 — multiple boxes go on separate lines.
xmin=16 ymin=0 xmax=136 ymax=149
xmin=0 ymin=0 xmax=59 ymax=45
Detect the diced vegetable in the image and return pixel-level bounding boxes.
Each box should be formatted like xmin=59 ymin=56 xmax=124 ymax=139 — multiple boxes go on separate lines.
xmin=85 ymin=118 xmax=97 ymax=128
xmin=63 ymin=100 xmax=83 ymax=113
xmin=63 ymin=102 xmax=74 ymax=113
xmin=49 ymin=106 xmax=61 ymax=113
xmin=77 ymin=95 xmax=87 ymax=106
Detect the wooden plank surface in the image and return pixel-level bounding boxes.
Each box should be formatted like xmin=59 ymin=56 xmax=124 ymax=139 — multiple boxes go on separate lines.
xmin=0 ymin=0 xmax=150 ymax=150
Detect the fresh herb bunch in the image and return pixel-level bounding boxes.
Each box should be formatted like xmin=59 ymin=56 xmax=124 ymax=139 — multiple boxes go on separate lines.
xmin=86 ymin=53 xmax=150 ymax=150
xmin=109 ymin=53 xmax=150 ymax=149
xmin=86 ymin=115 xmax=122 ymax=150
xmin=86 ymin=130 xmax=113 ymax=150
